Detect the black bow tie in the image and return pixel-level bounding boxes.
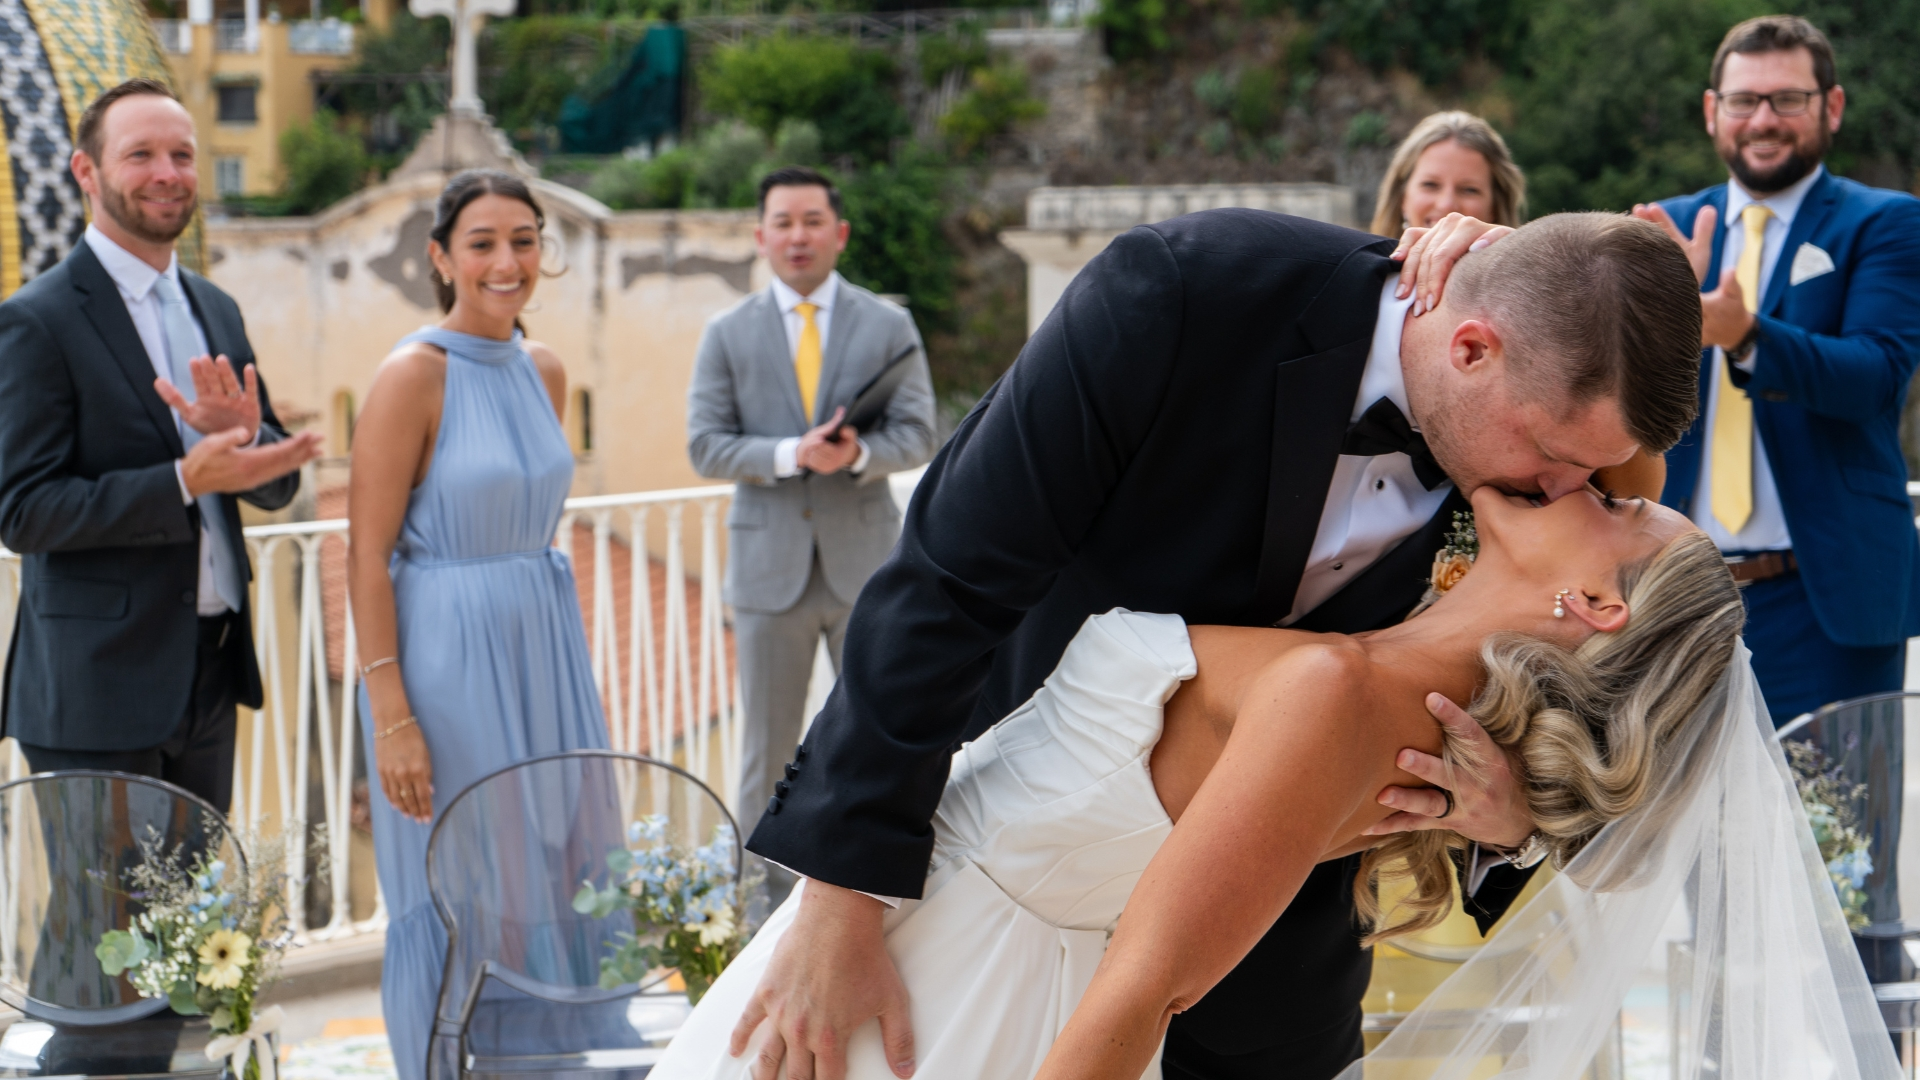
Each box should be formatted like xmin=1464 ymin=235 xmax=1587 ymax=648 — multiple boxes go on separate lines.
xmin=1342 ymin=397 xmax=1450 ymax=491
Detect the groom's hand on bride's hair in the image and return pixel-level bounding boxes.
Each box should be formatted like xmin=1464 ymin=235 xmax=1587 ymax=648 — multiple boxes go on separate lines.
xmin=1390 ymin=214 xmax=1514 ymax=317
xmin=730 ymin=880 xmax=916 ymax=1080
xmin=1364 ymin=692 xmax=1534 ymax=850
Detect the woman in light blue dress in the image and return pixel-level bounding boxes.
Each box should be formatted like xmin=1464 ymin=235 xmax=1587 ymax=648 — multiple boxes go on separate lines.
xmin=347 ymin=171 xmax=609 ymax=1080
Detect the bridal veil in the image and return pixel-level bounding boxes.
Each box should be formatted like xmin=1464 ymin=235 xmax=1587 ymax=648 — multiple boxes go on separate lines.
xmin=1342 ymin=641 xmax=1901 ymax=1079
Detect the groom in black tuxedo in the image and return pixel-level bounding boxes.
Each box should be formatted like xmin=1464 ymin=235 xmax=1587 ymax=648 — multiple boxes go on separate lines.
xmin=743 ymin=209 xmax=1703 ymax=1079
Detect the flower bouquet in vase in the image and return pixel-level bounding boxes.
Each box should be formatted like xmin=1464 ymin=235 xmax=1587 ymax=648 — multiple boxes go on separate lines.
xmin=1785 ymin=740 xmax=1875 ymax=930
xmin=92 ymin=825 xmax=305 ymax=1080
xmin=573 ymin=816 xmax=747 ymax=1003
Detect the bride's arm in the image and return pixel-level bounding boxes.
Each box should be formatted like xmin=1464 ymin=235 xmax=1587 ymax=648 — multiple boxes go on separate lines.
xmin=1034 ymin=643 xmax=1389 ymax=1080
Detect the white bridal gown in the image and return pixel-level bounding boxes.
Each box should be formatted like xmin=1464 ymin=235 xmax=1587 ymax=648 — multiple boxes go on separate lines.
xmin=655 ymin=608 xmax=1191 ymax=1080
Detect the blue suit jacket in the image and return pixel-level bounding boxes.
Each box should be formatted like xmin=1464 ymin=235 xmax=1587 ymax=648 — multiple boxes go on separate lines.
xmin=1659 ymin=170 xmax=1920 ymax=647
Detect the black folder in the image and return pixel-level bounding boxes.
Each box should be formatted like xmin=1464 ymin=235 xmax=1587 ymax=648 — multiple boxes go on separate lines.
xmin=831 ymin=343 xmax=919 ymax=437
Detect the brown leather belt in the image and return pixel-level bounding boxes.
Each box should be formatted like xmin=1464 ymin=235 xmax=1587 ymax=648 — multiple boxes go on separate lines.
xmin=1725 ymin=550 xmax=1796 ymax=584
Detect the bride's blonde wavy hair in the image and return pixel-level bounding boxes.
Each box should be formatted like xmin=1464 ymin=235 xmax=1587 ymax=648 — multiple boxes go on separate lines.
xmin=1355 ymin=529 xmax=1744 ymax=944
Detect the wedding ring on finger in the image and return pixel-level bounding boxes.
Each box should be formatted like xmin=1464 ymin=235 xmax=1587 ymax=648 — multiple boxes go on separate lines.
xmin=1437 ymin=788 xmax=1455 ymax=819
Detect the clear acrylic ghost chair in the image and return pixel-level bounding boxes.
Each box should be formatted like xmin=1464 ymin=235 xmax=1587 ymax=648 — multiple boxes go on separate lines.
xmin=1777 ymin=691 xmax=1920 ymax=1070
xmin=0 ymin=770 xmax=244 ymax=1077
xmin=426 ymin=751 xmax=743 ymax=1080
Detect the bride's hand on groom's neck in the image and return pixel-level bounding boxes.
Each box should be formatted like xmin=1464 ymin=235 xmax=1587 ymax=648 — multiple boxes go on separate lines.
xmin=1363 ymin=692 xmax=1535 ymax=850
xmin=1391 ymin=214 xmax=1514 ymax=316
xmin=730 ymin=880 xmax=918 ymax=1080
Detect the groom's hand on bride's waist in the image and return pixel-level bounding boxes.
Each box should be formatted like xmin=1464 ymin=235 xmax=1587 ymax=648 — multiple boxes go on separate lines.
xmin=1363 ymin=692 xmax=1535 ymax=850
xmin=731 ymin=880 xmax=917 ymax=1080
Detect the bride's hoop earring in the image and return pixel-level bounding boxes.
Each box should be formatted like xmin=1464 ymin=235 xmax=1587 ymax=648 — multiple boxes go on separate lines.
xmin=1553 ymin=590 xmax=1571 ymax=618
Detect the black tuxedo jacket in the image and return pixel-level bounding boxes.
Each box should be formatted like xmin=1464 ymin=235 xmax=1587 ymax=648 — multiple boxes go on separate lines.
xmin=0 ymin=240 xmax=296 ymax=752
xmin=750 ymin=210 xmax=1528 ymax=1057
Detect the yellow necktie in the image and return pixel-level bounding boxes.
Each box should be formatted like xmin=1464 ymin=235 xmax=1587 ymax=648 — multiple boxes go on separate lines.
xmin=794 ymin=301 xmax=822 ymax=423
xmin=1709 ymin=203 xmax=1772 ymax=534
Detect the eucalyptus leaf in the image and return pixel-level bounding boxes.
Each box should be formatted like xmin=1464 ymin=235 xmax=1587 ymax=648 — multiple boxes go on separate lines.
xmin=168 ymin=982 xmax=204 ymax=1016
xmin=572 ymin=882 xmax=600 ymax=915
xmin=95 ymin=930 xmax=151 ymax=976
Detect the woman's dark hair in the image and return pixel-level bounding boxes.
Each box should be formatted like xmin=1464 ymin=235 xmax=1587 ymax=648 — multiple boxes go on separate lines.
xmin=429 ymin=169 xmax=547 ymax=314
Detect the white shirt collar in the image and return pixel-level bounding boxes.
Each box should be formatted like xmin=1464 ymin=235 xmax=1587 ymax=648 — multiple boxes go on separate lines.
xmin=1355 ymin=278 xmax=1419 ymax=424
xmin=1725 ymin=163 xmax=1824 ymax=231
xmin=84 ymin=222 xmax=181 ymax=304
xmin=770 ymin=270 xmax=841 ymax=314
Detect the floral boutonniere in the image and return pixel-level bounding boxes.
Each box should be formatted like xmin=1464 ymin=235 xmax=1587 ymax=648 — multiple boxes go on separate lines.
xmin=1429 ymin=511 xmax=1477 ymax=595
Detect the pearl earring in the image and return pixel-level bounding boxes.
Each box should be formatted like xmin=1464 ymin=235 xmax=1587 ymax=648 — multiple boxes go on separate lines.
xmin=1553 ymin=590 xmax=1571 ymax=618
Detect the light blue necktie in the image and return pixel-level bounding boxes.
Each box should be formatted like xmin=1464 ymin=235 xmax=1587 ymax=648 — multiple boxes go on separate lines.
xmin=152 ymin=273 xmax=244 ymax=613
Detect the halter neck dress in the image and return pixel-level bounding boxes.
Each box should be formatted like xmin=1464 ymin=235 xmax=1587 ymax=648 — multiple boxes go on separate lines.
xmin=359 ymin=326 xmax=609 ymax=1080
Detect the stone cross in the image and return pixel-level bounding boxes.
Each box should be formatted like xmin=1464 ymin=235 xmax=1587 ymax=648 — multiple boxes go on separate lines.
xmin=410 ymin=0 xmax=514 ymax=117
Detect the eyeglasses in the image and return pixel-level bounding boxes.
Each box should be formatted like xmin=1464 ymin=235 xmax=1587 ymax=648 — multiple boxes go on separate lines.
xmin=1713 ymin=89 xmax=1823 ymax=118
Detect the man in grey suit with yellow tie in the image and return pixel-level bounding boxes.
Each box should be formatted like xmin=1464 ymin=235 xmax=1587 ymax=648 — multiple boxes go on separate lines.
xmin=688 ymin=166 xmax=937 ymax=853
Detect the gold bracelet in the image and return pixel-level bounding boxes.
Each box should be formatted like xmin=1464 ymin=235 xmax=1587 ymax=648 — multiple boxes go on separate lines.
xmin=375 ymin=716 xmax=417 ymax=740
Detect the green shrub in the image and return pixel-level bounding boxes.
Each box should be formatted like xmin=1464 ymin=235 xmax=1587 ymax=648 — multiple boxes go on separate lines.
xmin=699 ymin=34 xmax=906 ymax=163
xmin=772 ymin=119 xmax=824 ymax=166
xmin=1230 ymin=67 xmax=1278 ymax=135
xmin=279 ymin=110 xmax=369 ymax=214
xmin=1343 ymin=110 xmax=1391 ymax=150
xmin=919 ymin=24 xmax=989 ymax=88
xmin=1193 ymin=68 xmax=1233 ymax=114
xmin=687 ymin=122 xmax=771 ymax=208
xmin=938 ymin=65 xmax=1046 ymax=158
xmin=1094 ymin=0 xmax=1172 ymax=62
xmin=838 ymin=153 xmax=956 ymax=333
xmin=586 ymin=147 xmax=695 ymax=210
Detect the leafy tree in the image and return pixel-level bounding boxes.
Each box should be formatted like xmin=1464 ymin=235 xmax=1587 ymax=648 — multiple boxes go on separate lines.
xmin=482 ymin=16 xmax=652 ymax=140
xmin=699 ymin=35 xmax=906 ymax=163
xmin=938 ymin=65 xmax=1046 ymax=158
xmin=323 ymin=12 xmax=448 ymax=169
xmin=1501 ymin=0 xmax=1771 ymax=212
xmin=585 ymin=148 xmax=695 ymax=209
xmin=1286 ymin=0 xmax=1530 ymax=85
xmin=279 ymin=110 xmax=370 ymax=214
xmin=1799 ymin=0 xmax=1920 ymax=188
xmin=838 ymin=152 xmax=957 ymax=333
xmin=1093 ymin=0 xmax=1172 ymax=62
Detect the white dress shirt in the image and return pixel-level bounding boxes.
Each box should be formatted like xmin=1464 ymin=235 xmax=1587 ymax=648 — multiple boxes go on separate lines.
xmin=85 ymin=224 xmax=237 ymax=616
xmin=1689 ymin=165 xmax=1824 ymax=553
xmin=1283 ymin=279 xmax=1455 ymax=625
xmin=769 ymin=271 xmax=870 ymax=478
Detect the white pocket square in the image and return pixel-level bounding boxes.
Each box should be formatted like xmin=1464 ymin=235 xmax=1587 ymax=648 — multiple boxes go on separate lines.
xmin=1789 ymin=242 xmax=1835 ymax=285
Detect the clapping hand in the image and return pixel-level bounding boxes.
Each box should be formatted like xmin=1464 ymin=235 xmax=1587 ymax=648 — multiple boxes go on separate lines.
xmin=1630 ymin=202 xmax=1717 ymax=285
xmin=1364 ymin=692 xmax=1534 ymax=850
xmin=156 ymin=355 xmax=262 ymax=439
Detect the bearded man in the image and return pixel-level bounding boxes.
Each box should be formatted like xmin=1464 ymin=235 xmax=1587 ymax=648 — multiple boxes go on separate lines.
xmin=0 ymin=79 xmax=323 ymax=809
xmin=1633 ymin=16 xmax=1920 ymax=725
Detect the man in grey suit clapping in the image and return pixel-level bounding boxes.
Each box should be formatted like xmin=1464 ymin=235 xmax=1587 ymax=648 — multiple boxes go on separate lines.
xmin=688 ymin=167 xmax=937 ymax=858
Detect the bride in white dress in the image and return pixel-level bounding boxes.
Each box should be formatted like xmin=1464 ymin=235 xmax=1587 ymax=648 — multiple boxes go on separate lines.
xmin=658 ymin=485 xmax=1899 ymax=1080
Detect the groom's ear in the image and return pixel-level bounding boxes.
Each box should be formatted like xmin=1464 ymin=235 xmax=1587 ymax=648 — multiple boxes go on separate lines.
xmin=1565 ymin=587 xmax=1630 ymax=635
xmin=1448 ymin=319 xmax=1505 ymax=377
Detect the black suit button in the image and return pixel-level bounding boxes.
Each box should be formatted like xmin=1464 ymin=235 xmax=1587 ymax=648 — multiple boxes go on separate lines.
xmin=784 ymin=762 xmax=799 ymax=780
xmin=181 ymin=591 xmax=196 ymax=605
xmin=766 ymin=796 xmax=783 ymax=816
xmin=795 ymin=744 xmax=810 ymax=760
xmin=774 ymin=781 xmax=791 ymax=797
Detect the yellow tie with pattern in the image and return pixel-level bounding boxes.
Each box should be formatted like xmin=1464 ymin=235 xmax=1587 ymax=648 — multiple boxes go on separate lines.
xmin=1709 ymin=203 xmax=1772 ymax=534
xmin=794 ymin=301 xmax=822 ymax=423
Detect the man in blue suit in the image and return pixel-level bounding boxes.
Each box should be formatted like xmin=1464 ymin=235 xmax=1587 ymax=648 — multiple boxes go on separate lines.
xmin=1636 ymin=14 xmax=1920 ymax=724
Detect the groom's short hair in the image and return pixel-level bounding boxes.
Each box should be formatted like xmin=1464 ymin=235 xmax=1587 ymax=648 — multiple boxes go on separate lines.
xmin=1447 ymin=213 xmax=1702 ymax=453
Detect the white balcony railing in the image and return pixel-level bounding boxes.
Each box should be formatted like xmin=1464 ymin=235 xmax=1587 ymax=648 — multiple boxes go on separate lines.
xmin=288 ymin=18 xmax=354 ymax=55
xmin=214 ymin=18 xmax=254 ymax=53
xmin=150 ymin=18 xmax=191 ymax=55
xmin=0 ymin=483 xmax=745 ymax=944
